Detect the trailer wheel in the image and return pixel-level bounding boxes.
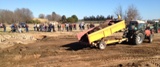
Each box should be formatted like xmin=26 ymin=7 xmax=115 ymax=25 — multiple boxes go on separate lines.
xmin=148 ymin=34 xmax=153 ymax=43
xmin=134 ymin=33 xmax=144 ymax=45
xmin=98 ymin=41 xmax=106 ymax=50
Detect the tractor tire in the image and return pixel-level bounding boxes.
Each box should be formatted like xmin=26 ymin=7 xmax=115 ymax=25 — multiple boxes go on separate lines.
xmin=134 ymin=33 xmax=144 ymax=45
xmin=98 ymin=41 xmax=106 ymax=50
xmin=148 ymin=34 xmax=153 ymax=43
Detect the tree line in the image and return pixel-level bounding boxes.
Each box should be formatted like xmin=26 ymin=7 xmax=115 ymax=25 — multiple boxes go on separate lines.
xmin=0 ymin=8 xmax=79 ymax=24
xmin=83 ymin=15 xmax=114 ymax=21
xmin=0 ymin=8 xmax=33 ymax=24
xmin=39 ymin=12 xmax=78 ymax=23
xmin=0 ymin=4 xmax=158 ymax=24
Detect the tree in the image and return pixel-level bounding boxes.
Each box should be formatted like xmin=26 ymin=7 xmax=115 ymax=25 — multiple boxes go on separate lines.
xmin=51 ymin=12 xmax=61 ymax=21
xmin=46 ymin=14 xmax=52 ymax=21
xmin=55 ymin=14 xmax=62 ymax=22
xmin=83 ymin=16 xmax=88 ymax=21
xmin=0 ymin=9 xmax=15 ymax=24
xmin=96 ymin=15 xmax=100 ymax=21
xmin=99 ymin=15 xmax=105 ymax=20
xmin=114 ymin=5 xmax=123 ymax=19
xmin=90 ymin=15 xmax=96 ymax=21
xmin=71 ymin=15 xmax=78 ymax=22
xmin=52 ymin=12 xmax=56 ymax=21
xmin=106 ymin=15 xmax=111 ymax=19
xmin=39 ymin=14 xmax=45 ymax=19
xmin=67 ymin=17 xmax=75 ymax=23
xmin=14 ymin=8 xmax=33 ymax=22
xmin=61 ymin=15 xmax=67 ymax=23
xmin=125 ymin=4 xmax=142 ymax=23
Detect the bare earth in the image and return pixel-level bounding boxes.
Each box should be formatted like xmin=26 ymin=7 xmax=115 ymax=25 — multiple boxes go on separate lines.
xmin=0 ymin=31 xmax=160 ymax=67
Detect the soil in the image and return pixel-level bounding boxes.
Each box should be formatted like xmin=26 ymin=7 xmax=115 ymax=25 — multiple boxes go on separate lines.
xmin=0 ymin=31 xmax=160 ymax=67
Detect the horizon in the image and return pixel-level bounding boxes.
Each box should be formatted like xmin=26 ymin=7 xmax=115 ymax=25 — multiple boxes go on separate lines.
xmin=0 ymin=0 xmax=160 ymax=20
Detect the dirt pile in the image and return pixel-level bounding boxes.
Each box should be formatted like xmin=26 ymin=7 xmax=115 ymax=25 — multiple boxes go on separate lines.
xmin=0 ymin=32 xmax=78 ymax=49
xmin=0 ymin=33 xmax=37 ymax=49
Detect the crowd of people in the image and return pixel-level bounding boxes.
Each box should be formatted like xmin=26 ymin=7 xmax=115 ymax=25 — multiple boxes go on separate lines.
xmin=10 ymin=23 xmax=29 ymax=33
xmin=0 ymin=22 xmax=96 ymax=33
xmin=33 ymin=22 xmax=95 ymax=32
xmin=33 ymin=22 xmax=77 ymax=32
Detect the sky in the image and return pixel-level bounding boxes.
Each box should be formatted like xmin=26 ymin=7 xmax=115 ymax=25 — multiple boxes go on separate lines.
xmin=0 ymin=0 xmax=160 ymax=20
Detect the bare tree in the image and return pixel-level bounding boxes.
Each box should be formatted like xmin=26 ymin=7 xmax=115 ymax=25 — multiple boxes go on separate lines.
xmin=51 ymin=12 xmax=61 ymax=21
xmin=39 ymin=14 xmax=45 ymax=19
xmin=14 ymin=8 xmax=33 ymax=22
xmin=114 ymin=5 xmax=123 ymax=19
xmin=55 ymin=14 xmax=61 ymax=21
xmin=125 ymin=5 xmax=142 ymax=21
xmin=0 ymin=9 xmax=15 ymax=24
xmin=46 ymin=14 xmax=52 ymax=21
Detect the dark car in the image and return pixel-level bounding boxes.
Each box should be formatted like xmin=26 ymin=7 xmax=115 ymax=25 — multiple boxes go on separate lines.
xmin=19 ymin=22 xmax=26 ymax=28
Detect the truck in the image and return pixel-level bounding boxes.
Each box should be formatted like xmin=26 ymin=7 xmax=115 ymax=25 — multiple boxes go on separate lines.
xmin=77 ymin=20 xmax=154 ymax=49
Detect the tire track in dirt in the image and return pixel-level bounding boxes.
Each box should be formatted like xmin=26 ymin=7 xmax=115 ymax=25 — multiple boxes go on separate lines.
xmin=35 ymin=54 xmax=160 ymax=67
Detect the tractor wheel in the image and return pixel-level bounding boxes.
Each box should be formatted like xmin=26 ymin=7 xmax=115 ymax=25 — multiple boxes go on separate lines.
xmin=148 ymin=34 xmax=153 ymax=43
xmin=98 ymin=41 xmax=106 ymax=50
xmin=134 ymin=33 xmax=144 ymax=45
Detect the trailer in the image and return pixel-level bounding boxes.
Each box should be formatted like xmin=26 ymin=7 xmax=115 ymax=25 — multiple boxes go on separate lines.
xmin=77 ymin=20 xmax=154 ymax=49
xmin=77 ymin=20 xmax=127 ymax=49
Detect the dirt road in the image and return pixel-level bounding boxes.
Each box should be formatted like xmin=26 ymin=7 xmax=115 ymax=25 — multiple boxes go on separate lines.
xmin=0 ymin=32 xmax=160 ymax=67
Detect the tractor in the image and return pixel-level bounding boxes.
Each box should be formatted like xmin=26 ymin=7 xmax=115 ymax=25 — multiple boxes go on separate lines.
xmin=123 ymin=20 xmax=154 ymax=45
xmin=147 ymin=20 xmax=160 ymax=33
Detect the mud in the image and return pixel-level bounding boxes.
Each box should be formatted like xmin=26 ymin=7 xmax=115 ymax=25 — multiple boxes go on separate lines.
xmin=0 ymin=33 xmax=160 ymax=67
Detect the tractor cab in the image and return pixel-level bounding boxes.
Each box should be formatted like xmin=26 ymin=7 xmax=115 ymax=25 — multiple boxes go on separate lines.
xmin=127 ymin=20 xmax=146 ymax=35
xmin=128 ymin=20 xmax=146 ymax=31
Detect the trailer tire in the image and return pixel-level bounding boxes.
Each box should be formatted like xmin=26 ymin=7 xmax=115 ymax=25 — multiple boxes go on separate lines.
xmin=134 ymin=33 xmax=144 ymax=45
xmin=148 ymin=34 xmax=153 ymax=43
xmin=98 ymin=41 xmax=106 ymax=50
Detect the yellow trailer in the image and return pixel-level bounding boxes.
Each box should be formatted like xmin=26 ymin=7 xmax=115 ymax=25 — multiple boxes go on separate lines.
xmin=77 ymin=20 xmax=127 ymax=49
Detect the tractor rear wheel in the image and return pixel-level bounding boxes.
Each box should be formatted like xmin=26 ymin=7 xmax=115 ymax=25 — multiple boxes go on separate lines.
xmin=98 ymin=41 xmax=106 ymax=50
xmin=134 ymin=33 xmax=144 ymax=45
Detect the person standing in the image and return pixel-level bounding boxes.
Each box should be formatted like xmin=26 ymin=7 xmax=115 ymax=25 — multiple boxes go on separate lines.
xmin=3 ymin=23 xmax=6 ymax=32
xmin=18 ymin=24 xmax=22 ymax=33
xmin=73 ymin=23 xmax=76 ymax=30
xmin=65 ymin=23 xmax=69 ymax=32
xmin=48 ymin=23 xmax=52 ymax=32
xmin=37 ymin=24 xmax=40 ymax=31
xmin=33 ymin=23 xmax=37 ymax=31
xmin=25 ymin=24 xmax=29 ymax=32
xmin=52 ymin=24 xmax=55 ymax=32
xmin=87 ymin=23 xmax=90 ymax=29
xmin=57 ymin=23 xmax=61 ymax=31
xmin=69 ymin=23 xmax=72 ymax=31
xmin=80 ymin=22 xmax=85 ymax=30
xmin=61 ymin=23 xmax=65 ymax=31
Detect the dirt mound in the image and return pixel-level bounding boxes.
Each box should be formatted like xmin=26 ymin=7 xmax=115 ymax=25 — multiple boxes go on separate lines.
xmin=0 ymin=33 xmax=38 ymax=49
